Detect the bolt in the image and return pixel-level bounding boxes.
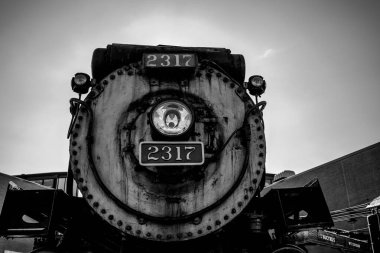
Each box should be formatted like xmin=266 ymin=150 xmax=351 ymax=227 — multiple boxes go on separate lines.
xmin=193 ymin=217 xmax=201 ymax=225
xmin=126 ymin=225 xmax=132 ymax=231
xmin=253 ymin=178 xmax=258 ymax=184
xmin=117 ymin=221 xmax=123 ymax=226
xmin=110 ymin=75 xmax=115 ymax=80
xmin=108 ymin=215 xmax=114 ymax=220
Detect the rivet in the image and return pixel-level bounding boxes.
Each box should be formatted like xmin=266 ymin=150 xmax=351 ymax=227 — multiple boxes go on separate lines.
xmin=73 ymin=133 xmax=78 ymax=138
xmin=257 ymin=127 xmax=261 ymax=131
xmin=249 ymin=186 xmax=254 ymax=192
xmin=207 ymin=68 xmax=214 ymax=73
xmin=197 ymin=230 xmax=203 ymax=234
xmin=73 ymin=160 xmax=78 ymax=165
xmin=102 ymin=80 xmax=108 ymax=85
xmin=93 ymin=202 xmax=99 ymax=208
xmin=136 ymin=230 xmax=141 ymax=235
xmin=229 ymin=82 xmax=235 ymax=88
xmin=108 ymin=215 xmax=114 ymax=220
xmin=259 ymin=135 xmax=263 ymax=140
xmin=126 ymin=225 xmax=132 ymax=231
xmin=157 ymin=234 xmax=162 ymax=239
xmin=72 ymin=150 xmax=77 ymax=156
xmin=187 ymin=232 xmax=193 ymax=237
xmin=82 ymin=186 xmax=87 ymax=191
xmin=117 ymin=221 xmax=123 ymax=226
xmin=138 ymin=218 xmax=145 ymax=225
xmin=128 ymin=71 xmax=133 ymax=76
xmin=237 ymin=87 xmax=243 ymax=93
xmin=238 ymin=202 xmax=243 ymax=207
xmin=176 ymin=233 xmax=183 ymax=238
xmin=216 ymin=72 xmax=222 ymax=77
xmin=78 ymin=116 xmax=83 ymax=121
xmin=110 ymin=75 xmax=115 ymax=80
xmin=72 ymin=141 xmax=77 ymax=146
xmin=231 ymin=208 xmax=236 ymax=214
xmin=79 ymin=178 xmax=84 ymax=183
xmin=166 ymin=234 xmax=172 ymax=239
xmin=224 ymin=215 xmax=229 ymax=220
xmin=223 ymin=77 xmax=229 ymax=83
xmin=244 ymin=195 xmax=249 ymax=200
xmin=117 ymin=70 xmax=123 ymax=75
xmin=256 ymin=170 xmax=261 ymax=175
xmin=259 ymin=152 xmax=264 ymax=157
xmin=101 ymin=209 xmax=106 ymax=214
xmin=259 ymin=144 xmax=264 ymax=149
xmin=215 ymin=220 xmax=221 ymax=226
xmin=146 ymin=232 xmax=151 ymax=237
xmin=253 ymin=178 xmax=258 ymax=184
xmin=258 ymin=161 xmax=263 ymax=166
xmin=254 ymin=119 xmax=259 ymax=124
xmin=75 ymin=168 xmax=80 ymax=174
xmin=207 ymin=226 xmax=212 ymax=230
xmin=193 ymin=217 xmax=201 ymax=225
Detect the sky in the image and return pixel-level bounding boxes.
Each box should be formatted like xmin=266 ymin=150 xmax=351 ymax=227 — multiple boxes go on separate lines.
xmin=0 ymin=0 xmax=379 ymax=175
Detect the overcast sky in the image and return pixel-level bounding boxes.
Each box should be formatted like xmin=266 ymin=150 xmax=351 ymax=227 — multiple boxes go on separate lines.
xmin=0 ymin=0 xmax=379 ymax=176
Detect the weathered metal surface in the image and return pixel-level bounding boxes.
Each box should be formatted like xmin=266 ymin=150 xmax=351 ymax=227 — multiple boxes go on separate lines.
xmin=69 ymin=60 xmax=265 ymax=241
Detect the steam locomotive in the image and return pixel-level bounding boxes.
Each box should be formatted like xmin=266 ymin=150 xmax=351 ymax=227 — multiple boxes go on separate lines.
xmin=0 ymin=44 xmax=334 ymax=253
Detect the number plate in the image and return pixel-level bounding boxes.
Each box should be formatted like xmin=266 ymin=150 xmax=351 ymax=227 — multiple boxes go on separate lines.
xmin=139 ymin=141 xmax=204 ymax=166
xmin=143 ymin=53 xmax=197 ymax=68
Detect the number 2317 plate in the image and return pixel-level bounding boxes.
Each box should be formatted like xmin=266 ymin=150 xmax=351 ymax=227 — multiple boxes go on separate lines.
xmin=139 ymin=142 xmax=204 ymax=166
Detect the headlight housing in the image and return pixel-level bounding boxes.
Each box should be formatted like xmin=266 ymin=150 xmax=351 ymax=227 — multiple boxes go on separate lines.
xmin=151 ymin=100 xmax=193 ymax=137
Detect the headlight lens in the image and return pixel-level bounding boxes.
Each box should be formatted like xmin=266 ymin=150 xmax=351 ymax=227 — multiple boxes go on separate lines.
xmin=151 ymin=100 xmax=193 ymax=136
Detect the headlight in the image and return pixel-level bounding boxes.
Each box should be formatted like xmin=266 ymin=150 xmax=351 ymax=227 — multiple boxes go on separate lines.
xmin=151 ymin=100 xmax=193 ymax=136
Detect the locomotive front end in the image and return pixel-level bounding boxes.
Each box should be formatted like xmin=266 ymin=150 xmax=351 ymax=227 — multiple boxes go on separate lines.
xmin=68 ymin=44 xmax=266 ymax=242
